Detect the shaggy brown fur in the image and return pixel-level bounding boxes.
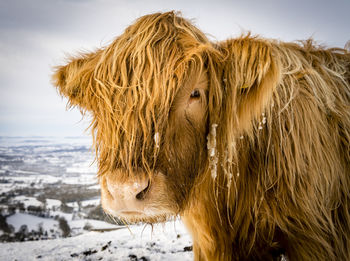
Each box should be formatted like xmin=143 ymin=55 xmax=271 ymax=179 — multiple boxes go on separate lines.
xmin=52 ymin=12 xmax=350 ymax=261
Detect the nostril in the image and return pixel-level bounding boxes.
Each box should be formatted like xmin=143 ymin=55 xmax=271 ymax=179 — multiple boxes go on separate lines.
xmin=104 ymin=178 xmax=115 ymax=198
xmin=136 ymin=180 xmax=150 ymax=200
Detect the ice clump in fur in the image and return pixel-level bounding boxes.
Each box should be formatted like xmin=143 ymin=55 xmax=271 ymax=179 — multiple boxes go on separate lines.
xmin=207 ymin=124 xmax=218 ymax=179
xmin=154 ymin=132 xmax=160 ymax=148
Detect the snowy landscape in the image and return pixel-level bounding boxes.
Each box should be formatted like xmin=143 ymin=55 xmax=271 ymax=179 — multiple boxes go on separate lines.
xmin=0 ymin=137 xmax=193 ymax=260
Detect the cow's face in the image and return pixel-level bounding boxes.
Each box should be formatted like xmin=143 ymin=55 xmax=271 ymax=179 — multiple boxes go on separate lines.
xmin=99 ymin=70 xmax=209 ymax=222
xmin=52 ymin=12 xmax=215 ymax=223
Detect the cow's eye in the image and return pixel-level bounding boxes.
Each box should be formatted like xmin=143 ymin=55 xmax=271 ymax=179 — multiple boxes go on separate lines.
xmin=190 ymin=89 xmax=200 ymax=98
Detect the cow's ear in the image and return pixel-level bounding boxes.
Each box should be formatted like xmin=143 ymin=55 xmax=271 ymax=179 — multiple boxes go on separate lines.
xmin=52 ymin=52 xmax=97 ymax=111
xmin=217 ymin=37 xmax=281 ymax=132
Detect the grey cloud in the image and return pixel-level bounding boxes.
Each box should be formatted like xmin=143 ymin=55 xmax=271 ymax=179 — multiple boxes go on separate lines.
xmin=0 ymin=0 xmax=87 ymax=33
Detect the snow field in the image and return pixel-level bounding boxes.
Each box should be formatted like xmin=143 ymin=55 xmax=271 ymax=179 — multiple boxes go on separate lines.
xmin=0 ymin=220 xmax=193 ymax=261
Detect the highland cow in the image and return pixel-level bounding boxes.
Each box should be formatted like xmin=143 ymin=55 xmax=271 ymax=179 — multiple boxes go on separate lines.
xmin=52 ymin=12 xmax=350 ymax=261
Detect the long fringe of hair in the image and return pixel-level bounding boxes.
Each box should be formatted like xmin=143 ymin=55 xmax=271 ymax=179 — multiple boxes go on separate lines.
xmin=53 ymin=12 xmax=220 ymax=179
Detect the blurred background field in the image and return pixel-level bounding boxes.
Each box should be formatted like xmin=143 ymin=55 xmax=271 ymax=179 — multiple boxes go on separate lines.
xmin=0 ymin=136 xmax=110 ymax=242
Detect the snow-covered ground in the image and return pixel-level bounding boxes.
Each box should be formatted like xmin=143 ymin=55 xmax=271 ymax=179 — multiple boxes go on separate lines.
xmin=0 ymin=220 xmax=193 ymax=261
xmin=0 ymin=136 xmax=193 ymax=260
xmin=7 ymin=212 xmax=58 ymax=232
xmin=0 ymin=136 xmax=98 ymax=192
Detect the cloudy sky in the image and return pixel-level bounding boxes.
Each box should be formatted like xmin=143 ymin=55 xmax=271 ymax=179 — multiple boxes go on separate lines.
xmin=0 ymin=0 xmax=349 ymax=137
